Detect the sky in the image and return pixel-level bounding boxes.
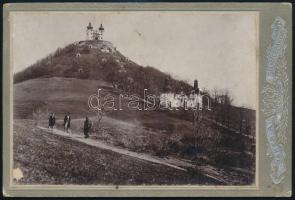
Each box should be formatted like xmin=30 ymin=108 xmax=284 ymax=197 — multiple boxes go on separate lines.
xmin=11 ymin=11 xmax=258 ymax=109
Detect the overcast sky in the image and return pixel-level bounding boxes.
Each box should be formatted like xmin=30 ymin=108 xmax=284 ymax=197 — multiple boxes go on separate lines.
xmin=11 ymin=11 xmax=258 ymax=109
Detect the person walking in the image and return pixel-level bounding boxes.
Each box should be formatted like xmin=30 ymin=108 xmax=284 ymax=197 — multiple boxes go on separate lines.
xmin=83 ymin=116 xmax=92 ymax=138
xmin=48 ymin=113 xmax=55 ymax=131
xmin=64 ymin=112 xmax=71 ymax=133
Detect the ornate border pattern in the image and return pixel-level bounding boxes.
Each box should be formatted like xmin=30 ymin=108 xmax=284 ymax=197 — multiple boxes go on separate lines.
xmin=262 ymin=16 xmax=288 ymax=184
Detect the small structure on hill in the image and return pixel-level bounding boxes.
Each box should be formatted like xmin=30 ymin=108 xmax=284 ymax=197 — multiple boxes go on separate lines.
xmin=86 ymin=22 xmax=105 ymax=41
xmin=160 ymin=80 xmax=206 ymax=110
xmin=78 ymin=68 xmax=84 ymax=73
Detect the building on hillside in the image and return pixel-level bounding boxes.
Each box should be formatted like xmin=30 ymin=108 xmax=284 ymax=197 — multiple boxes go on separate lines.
xmin=86 ymin=22 xmax=105 ymax=41
xmin=159 ymin=80 xmax=206 ymax=110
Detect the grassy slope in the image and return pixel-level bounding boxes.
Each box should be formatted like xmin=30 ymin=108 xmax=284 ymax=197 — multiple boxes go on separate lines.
xmin=14 ymin=77 xmax=255 ymax=185
xmin=13 ymin=119 xmax=216 ymax=185
xmin=13 ymin=77 xmax=113 ymax=119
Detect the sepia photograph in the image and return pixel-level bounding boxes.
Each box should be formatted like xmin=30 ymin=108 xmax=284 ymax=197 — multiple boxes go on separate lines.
xmin=11 ymin=11 xmax=259 ymax=186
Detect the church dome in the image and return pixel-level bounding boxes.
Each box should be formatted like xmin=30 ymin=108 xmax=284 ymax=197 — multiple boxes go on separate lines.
xmin=99 ymin=24 xmax=104 ymax=31
xmin=87 ymin=22 xmax=93 ymax=30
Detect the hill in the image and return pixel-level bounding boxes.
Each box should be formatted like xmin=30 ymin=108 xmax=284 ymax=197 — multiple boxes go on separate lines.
xmin=12 ymin=40 xmax=255 ymax=185
xmin=14 ymin=40 xmax=193 ymax=96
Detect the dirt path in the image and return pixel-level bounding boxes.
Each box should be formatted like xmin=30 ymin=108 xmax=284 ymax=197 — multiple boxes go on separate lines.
xmin=37 ymin=126 xmax=193 ymax=172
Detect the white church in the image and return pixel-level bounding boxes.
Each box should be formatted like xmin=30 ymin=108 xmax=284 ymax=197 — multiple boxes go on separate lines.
xmin=86 ymin=22 xmax=105 ymax=40
xmin=160 ymin=80 xmax=209 ymax=110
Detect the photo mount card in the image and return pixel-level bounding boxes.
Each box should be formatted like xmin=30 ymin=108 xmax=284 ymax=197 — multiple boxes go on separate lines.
xmin=2 ymin=3 xmax=292 ymax=197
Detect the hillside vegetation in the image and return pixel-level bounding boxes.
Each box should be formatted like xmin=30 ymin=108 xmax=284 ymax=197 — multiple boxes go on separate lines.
xmin=14 ymin=40 xmax=193 ymax=96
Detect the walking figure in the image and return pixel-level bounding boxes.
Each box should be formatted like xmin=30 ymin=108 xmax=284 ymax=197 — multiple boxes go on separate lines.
xmin=64 ymin=112 xmax=71 ymax=133
xmin=48 ymin=113 xmax=55 ymax=131
xmin=83 ymin=116 xmax=92 ymax=138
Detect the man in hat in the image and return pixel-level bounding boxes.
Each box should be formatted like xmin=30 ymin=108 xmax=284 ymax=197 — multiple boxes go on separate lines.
xmin=64 ymin=112 xmax=71 ymax=133
xmin=83 ymin=116 xmax=92 ymax=138
xmin=48 ymin=113 xmax=55 ymax=131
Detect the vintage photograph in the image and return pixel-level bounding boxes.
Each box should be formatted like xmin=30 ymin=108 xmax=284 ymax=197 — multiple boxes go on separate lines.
xmin=12 ymin=11 xmax=258 ymax=186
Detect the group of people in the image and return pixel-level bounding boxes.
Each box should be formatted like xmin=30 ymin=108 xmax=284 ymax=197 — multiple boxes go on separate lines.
xmin=48 ymin=112 xmax=93 ymax=138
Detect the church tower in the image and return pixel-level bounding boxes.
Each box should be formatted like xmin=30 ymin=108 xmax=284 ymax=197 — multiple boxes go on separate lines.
xmin=194 ymin=80 xmax=199 ymax=94
xmin=86 ymin=22 xmax=93 ymax=40
xmin=98 ymin=24 xmax=104 ymax=40
xmin=86 ymin=23 xmax=104 ymax=41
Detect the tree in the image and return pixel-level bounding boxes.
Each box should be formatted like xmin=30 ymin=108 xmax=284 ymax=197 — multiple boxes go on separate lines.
xmin=238 ymin=106 xmax=245 ymax=134
xmin=223 ymin=90 xmax=233 ymax=128
xmin=216 ymin=90 xmax=233 ymax=128
xmin=94 ymin=106 xmax=106 ymax=131
xmin=32 ymin=107 xmax=49 ymax=126
xmin=192 ymin=104 xmax=204 ymax=155
xmin=88 ymin=94 xmax=109 ymax=133
xmin=210 ymin=88 xmax=219 ymax=122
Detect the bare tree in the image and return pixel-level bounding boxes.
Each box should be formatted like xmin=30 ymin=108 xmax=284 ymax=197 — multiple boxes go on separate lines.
xmin=217 ymin=90 xmax=233 ymax=128
xmin=210 ymin=88 xmax=219 ymax=122
xmin=224 ymin=90 xmax=233 ymax=128
xmin=239 ymin=107 xmax=243 ymax=133
xmin=88 ymin=95 xmax=109 ymax=133
xmin=192 ymin=104 xmax=204 ymax=155
xmin=32 ymin=107 xmax=49 ymax=126
xmin=94 ymin=106 xmax=106 ymax=130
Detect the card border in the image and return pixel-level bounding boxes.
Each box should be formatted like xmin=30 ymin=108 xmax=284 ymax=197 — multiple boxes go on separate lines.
xmin=2 ymin=2 xmax=292 ymax=197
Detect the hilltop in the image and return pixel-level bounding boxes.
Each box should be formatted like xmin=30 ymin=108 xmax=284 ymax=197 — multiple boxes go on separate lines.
xmin=14 ymin=40 xmax=193 ymax=96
